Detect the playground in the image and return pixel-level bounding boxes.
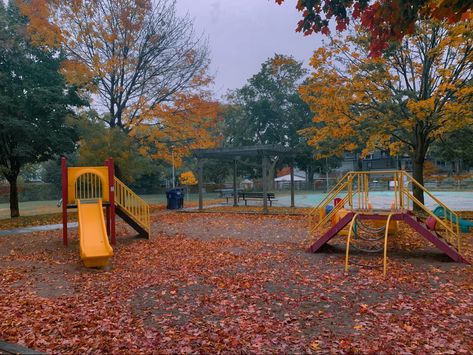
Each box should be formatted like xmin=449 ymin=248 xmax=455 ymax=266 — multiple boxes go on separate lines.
xmin=1 ymin=0 xmax=473 ymax=353
xmin=1 ymin=208 xmax=473 ymax=353
xmin=0 ymin=165 xmax=473 ymax=353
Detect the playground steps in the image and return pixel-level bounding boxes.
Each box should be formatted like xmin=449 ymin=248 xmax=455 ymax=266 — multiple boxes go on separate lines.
xmin=116 ymin=205 xmax=149 ymax=238
xmin=114 ymin=177 xmax=150 ymax=239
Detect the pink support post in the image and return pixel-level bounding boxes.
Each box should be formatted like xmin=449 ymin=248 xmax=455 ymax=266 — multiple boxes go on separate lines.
xmin=107 ymin=158 xmax=116 ymax=245
xmin=61 ymin=157 xmax=68 ymax=246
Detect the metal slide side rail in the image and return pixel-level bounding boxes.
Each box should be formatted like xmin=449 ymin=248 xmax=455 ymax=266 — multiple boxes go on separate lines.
xmin=114 ymin=177 xmax=150 ymax=234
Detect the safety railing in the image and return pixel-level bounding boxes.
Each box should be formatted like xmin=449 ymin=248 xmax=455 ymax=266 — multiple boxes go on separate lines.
xmin=75 ymin=172 xmax=103 ymax=201
xmin=308 ymin=170 xmax=461 ymax=251
xmin=399 ymin=171 xmax=460 ymax=251
xmin=308 ymin=173 xmax=351 ymax=231
xmin=114 ymin=177 xmax=150 ymax=234
xmin=310 ymin=194 xmax=351 ymax=235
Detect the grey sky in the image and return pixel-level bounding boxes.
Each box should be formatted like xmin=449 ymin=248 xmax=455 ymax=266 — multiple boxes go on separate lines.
xmin=175 ymin=0 xmax=323 ymax=97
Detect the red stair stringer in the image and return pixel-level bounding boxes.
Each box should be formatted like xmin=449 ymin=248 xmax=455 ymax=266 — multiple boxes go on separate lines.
xmin=308 ymin=212 xmax=355 ymax=253
xmin=403 ymin=213 xmax=470 ymax=264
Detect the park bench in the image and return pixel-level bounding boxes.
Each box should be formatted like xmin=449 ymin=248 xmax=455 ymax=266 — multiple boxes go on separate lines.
xmin=238 ymin=192 xmax=277 ymax=206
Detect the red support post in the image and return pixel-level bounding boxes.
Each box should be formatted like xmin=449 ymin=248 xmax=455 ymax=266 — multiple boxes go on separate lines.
xmin=104 ymin=158 xmax=110 ymax=237
xmin=106 ymin=205 xmax=111 ymax=237
xmin=61 ymin=156 xmax=68 ymax=246
xmin=107 ymin=157 xmax=116 ymax=245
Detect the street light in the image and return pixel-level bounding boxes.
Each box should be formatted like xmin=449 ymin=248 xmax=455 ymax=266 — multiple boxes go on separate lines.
xmin=326 ymin=157 xmax=329 ymax=193
xmin=171 ymin=145 xmax=175 ymax=188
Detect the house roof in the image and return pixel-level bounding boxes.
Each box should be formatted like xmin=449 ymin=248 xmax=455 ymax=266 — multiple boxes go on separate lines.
xmin=274 ymin=174 xmax=305 ymax=182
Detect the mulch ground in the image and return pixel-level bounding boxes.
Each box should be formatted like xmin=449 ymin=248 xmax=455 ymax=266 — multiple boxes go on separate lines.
xmin=0 ymin=211 xmax=472 ymax=354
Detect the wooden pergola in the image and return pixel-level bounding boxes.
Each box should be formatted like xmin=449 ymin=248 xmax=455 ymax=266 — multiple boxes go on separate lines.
xmin=194 ymin=145 xmax=296 ymax=213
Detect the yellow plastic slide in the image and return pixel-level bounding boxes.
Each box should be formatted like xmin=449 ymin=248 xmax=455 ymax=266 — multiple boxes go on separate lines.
xmin=77 ymin=199 xmax=113 ymax=268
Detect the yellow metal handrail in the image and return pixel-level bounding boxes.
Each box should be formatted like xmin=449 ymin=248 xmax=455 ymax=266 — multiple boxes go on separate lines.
xmin=402 ymin=190 xmax=458 ymax=246
xmin=310 ymin=194 xmax=351 ymax=235
xmin=114 ymin=177 xmax=150 ymax=233
xmin=308 ymin=172 xmax=351 ymax=216
xmin=400 ymin=171 xmax=460 ymax=249
xmin=308 ymin=174 xmax=351 ymax=231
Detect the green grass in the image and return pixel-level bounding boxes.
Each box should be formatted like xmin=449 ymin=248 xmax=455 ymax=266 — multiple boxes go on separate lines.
xmin=0 ymin=193 xmax=223 ymax=220
xmin=0 ymin=200 xmax=60 ymax=220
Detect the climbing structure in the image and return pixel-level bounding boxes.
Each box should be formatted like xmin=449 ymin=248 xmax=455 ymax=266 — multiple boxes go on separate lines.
xmin=61 ymin=157 xmax=150 ymax=267
xmin=307 ymin=170 xmax=469 ymax=275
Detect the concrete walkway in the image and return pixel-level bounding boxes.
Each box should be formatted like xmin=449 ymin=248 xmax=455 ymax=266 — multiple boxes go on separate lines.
xmin=0 ymin=340 xmax=45 ymax=354
xmin=0 ymin=222 xmax=77 ymax=237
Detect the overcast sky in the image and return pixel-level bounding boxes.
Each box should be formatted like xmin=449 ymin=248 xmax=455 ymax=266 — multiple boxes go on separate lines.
xmin=175 ymin=0 xmax=324 ymax=98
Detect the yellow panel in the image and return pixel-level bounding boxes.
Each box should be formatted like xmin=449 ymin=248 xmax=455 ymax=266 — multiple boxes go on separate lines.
xmin=67 ymin=167 xmax=109 ymax=204
xmin=77 ymin=199 xmax=113 ymax=268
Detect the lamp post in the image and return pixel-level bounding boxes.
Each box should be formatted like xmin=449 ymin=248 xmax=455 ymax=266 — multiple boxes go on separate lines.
xmin=325 ymin=157 xmax=329 ymax=193
xmin=171 ymin=146 xmax=175 ymax=188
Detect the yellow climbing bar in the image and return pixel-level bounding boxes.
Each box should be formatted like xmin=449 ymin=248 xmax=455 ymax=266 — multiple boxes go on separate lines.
xmin=344 ymin=213 xmax=359 ymax=274
xmin=383 ymin=213 xmax=393 ymax=277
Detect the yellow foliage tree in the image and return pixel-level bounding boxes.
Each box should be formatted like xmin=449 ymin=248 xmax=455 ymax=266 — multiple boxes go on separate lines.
xmin=179 ymin=171 xmax=198 ymax=186
xmin=300 ymin=18 xmax=473 ymax=206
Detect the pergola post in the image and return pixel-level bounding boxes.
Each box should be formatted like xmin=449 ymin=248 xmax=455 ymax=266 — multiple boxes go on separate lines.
xmin=290 ymin=160 xmax=295 ymax=208
xmin=262 ymin=155 xmax=268 ymax=214
xmin=198 ymin=159 xmax=204 ymax=211
xmin=233 ymin=159 xmax=238 ymax=207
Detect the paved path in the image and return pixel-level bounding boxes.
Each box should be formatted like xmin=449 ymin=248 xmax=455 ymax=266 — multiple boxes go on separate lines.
xmin=0 ymin=222 xmax=77 ymax=237
xmin=0 ymin=340 xmax=45 ymax=354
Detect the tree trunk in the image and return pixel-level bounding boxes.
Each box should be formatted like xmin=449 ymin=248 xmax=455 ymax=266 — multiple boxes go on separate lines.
xmin=307 ymin=166 xmax=314 ymax=184
xmin=6 ymin=174 xmax=20 ymax=218
xmin=412 ymin=157 xmax=425 ymax=212
xmin=266 ymin=158 xmax=278 ymax=191
xmin=411 ymin=129 xmax=430 ymax=212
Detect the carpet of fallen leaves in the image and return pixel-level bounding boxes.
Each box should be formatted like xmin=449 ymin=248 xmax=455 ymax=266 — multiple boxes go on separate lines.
xmin=1 ymin=211 xmax=473 ymax=354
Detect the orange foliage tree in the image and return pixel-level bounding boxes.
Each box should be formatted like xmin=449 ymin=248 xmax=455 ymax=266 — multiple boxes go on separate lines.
xmin=130 ymin=91 xmax=221 ymax=168
xmin=276 ymin=0 xmax=472 ymax=56
xmin=300 ymin=19 xmax=473 ymax=206
xmin=21 ymin=0 xmax=219 ymax=164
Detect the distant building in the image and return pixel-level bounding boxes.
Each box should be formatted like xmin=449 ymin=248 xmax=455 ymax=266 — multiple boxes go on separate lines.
xmin=274 ymin=167 xmax=306 ymax=190
xmin=240 ymin=179 xmax=254 ymax=190
xmin=329 ymin=151 xmax=412 ymax=174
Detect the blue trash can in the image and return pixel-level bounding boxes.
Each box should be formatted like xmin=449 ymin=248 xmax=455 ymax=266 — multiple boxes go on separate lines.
xmin=166 ymin=187 xmax=185 ymax=210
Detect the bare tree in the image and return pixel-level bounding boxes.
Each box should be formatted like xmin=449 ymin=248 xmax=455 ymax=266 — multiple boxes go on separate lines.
xmin=28 ymin=0 xmax=210 ymax=129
